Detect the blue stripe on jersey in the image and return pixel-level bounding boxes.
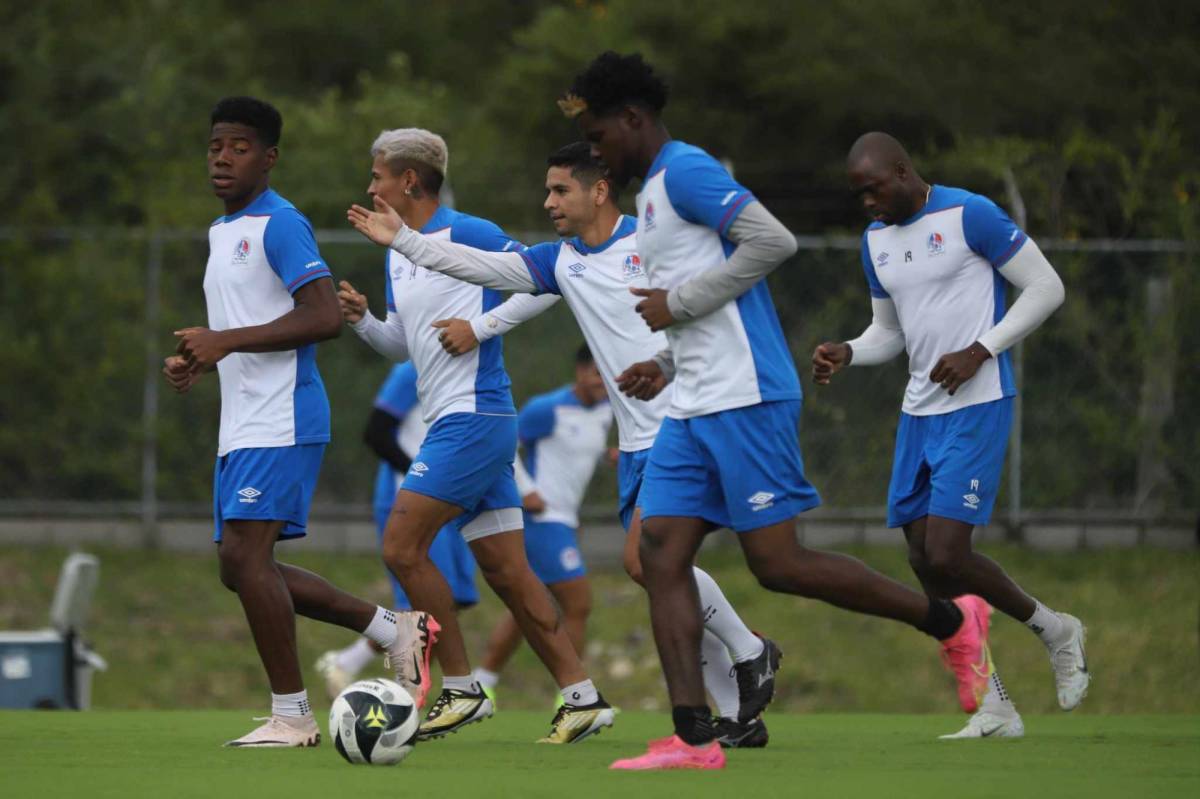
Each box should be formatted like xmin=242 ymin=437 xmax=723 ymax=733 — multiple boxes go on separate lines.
xmin=860 ymin=228 xmax=890 ymax=299
xmin=734 ymin=281 xmax=802 ymax=403
xmin=518 ymin=385 xmax=580 ymax=479
xmin=522 ymin=241 xmax=563 ymax=295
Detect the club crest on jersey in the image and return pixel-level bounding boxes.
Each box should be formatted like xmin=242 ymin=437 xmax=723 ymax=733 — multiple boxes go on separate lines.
xmin=567 ymin=262 xmax=587 ymax=278
xmin=643 ymin=201 xmax=656 ymax=231
xmin=927 ymin=232 xmax=945 ymax=256
xmin=232 ymin=238 xmax=251 ymax=264
xmin=622 ymin=254 xmax=643 ymax=281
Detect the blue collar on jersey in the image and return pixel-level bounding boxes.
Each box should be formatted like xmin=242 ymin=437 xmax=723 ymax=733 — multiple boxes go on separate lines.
xmin=420 ymin=205 xmax=456 ymax=234
xmin=218 ymin=188 xmax=281 ymax=223
xmin=569 ymin=215 xmax=637 ymax=254
xmin=644 ymin=140 xmax=684 ymax=181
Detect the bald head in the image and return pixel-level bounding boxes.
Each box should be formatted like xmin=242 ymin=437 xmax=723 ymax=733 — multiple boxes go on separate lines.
xmin=847 ymin=131 xmax=928 ymax=225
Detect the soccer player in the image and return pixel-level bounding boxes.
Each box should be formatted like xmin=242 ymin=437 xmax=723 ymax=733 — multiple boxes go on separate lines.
xmin=162 ymin=97 xmax=434 ymax=748
xmin=315 ymin=361 xmax=479 ymax=698
xmin=473 ymin=344 xmax=611 ymax=699
xmin=337 ymin=128 xmax=613 ymax=743
xmin=348 ymin=141 xmax=782 ymax=747
xmin=810 ymin=131 xmax=1088 ymax=737
xmin=558 ymin=52 xmax=1007 ymax=769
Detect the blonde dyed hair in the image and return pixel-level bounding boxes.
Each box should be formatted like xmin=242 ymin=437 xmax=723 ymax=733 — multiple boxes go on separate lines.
xmin=370 ymin=128 xmax=449 ymax=179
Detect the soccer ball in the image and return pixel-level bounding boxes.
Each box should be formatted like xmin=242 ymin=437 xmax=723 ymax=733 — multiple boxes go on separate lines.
xmin=328 ymin=678 xmax=419 ymax=765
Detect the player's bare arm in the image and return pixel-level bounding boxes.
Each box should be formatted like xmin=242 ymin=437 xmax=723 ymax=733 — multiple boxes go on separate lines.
xmin=811 ymin=342 xmax=852 ymax=385
xmin=175 ymin=278 xmax=341 ymax=373
xmin=929 ymin=341 xmax=992 ymax=396
xmin=431 ymin=318 xmax=479 ymax=356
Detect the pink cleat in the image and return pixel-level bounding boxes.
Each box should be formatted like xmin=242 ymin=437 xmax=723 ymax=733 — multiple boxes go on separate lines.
xmin=610 ymin=735 xmax=726 ymax=771
xmin=939 ymin=595 xmax=993 ymax=713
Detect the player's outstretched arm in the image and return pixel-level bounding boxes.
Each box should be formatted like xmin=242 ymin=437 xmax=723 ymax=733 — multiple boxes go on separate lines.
xmin=174 ymin=278 xmax=341 ymax=373
xmin=348 ymin=196 xmax=537 ymax=293
xmin=338 ymin=279 xmax=411 ymax=362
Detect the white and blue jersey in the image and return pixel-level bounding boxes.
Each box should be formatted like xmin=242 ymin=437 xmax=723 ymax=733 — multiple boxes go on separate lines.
xmin=861 ymin=185 xmax=1023 ymax=416
xmin=204 ymin=188 xmax=332 ymax=456
xmin=520 ymin=215 xmax=671 ymax=452
xmin=519 ymin=385 xmax=612 ymax=528
xmin=635 ymin=141 xmax=800 ymax=419
xmin=385 ymin=206 xmax=521 ymax=423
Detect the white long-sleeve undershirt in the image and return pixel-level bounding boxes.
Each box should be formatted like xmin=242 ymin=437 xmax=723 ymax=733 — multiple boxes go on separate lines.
xmin=977 ymin=239 xmax=1065 ymax=355
xmin=846 ymin=297 xmax=906 ymax=366
xmin=471 ymin=292 xmax=562 ymax=342
xmin=389 ymin=226 xmax=537 ymax=293
xmin=350 ymin=311 xmax=410 ymax=362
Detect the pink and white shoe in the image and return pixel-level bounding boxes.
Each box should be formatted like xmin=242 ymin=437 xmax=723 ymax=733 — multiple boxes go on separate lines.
xmin=224 ymin=715 xmax=320 ymax=748
xmin=610 ymin=735 xmax=726 ymax=771
xmin=385 ymin=610 xmax=441 ymax=709
xmin=939 ymin=595 xmax=993 ymax=713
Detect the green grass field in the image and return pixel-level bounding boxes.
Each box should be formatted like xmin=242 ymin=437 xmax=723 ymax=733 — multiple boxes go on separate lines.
xmin=1 ymin=710 xmax=1196 ymax=798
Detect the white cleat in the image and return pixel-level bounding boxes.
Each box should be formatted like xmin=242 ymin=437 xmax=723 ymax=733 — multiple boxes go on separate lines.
xmin=225 ymin=715 xmax=321 ymax=748
xmin=314 ymin=650 xmax=355 ymax=700
xmin=1048 ymin=614 xmax=1090 ymax=711
xmin=939 ymin=706 xmax=1025 ymax=739
xmin=384 ymin=610 xmax=441 ymax=710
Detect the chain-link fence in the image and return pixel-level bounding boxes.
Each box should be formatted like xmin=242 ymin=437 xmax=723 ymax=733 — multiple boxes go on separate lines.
xmin=1 ymin=228 xmax=1195 ymax=540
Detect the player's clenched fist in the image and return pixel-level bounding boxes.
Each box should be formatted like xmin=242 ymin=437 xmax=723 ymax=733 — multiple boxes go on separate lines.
xmin=812 ymin=341 xmax=851 ymax=385
xmin=616 ymin=359 xmax=668 ymax=401
xmin=338 ymin=280 xmax=368 ymax=324
xmin=162 ymin=354 xmax=199 ymax=394
xmin=431 ymin=318 xmax=479 ymax=356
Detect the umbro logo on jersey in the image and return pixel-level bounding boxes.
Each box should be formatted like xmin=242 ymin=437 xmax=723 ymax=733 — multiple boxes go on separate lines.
xmin=304 ymin=260 xmax=322 ymax=269
xmin=237 ymin=486 xmax=261 ymax=503
xmin=232 ymin=238 xmax=251 ymax=264
xmin=876 ymin=251 xmax=889 ymax=266
xmin=928 ymin=232 xmax=946 ymax=255
xmin=567 ymin=262 xmax=587 ymax=278
xmin=748 ymin=491 xmax=775 ymax=511
xmin=720 ymin=190 xmax=738 ymax=206
xmin=409 ymin=462 xmax=429 ymax=476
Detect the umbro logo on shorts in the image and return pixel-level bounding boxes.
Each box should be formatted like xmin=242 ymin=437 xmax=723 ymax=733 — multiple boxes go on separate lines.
xmin=409 ymin=462 xmax=429 ymax=477
xmin=962 ymin=493 xmax=981 ymax=510
xmin=748 ymin=491 xmax=775 ymax=511
xmin=237 ymin=486 xmax=261 ymax=504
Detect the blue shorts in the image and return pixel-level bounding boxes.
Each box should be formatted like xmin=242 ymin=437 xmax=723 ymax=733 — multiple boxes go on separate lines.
xmin=373 ymin=506 xmax=478 ymax=609
xmin=212 ymin=444 xmax=325 ymax=542
xmin=640 ymin=401 xmax=821 ymax=533
xmin=888 ymin=397 xmax=1013 ymax=528
xmin=617 ymin=449 xmax=651 ymax=531
xmin=401 ymin=412 xmax=522 ymax=524
xmin=524 ymin=517 xmax=586 ymax=585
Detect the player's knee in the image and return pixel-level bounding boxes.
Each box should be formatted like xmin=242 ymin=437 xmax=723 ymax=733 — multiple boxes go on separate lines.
xmin=622 ymin=550 xmax=645 ymax=586
xmin=907 ymin=546 xmax=931 ymax=579
xmin=478 ymin=560 xmax=525 ymax=597
xmin=750 ymin=560 xmax=796 ymax=594
xmin=924 ymin=544 xmax=968 ymax=582
xmin=380 ymin=537 xmax=424 ymax=578
xmin=217 ymin=543 xmax=248 ymax=592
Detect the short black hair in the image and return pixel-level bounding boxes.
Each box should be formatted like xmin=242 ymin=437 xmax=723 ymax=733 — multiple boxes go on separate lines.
xmin=575 ymin=342 xmax=594 ymax=366
xmin=568 ymin=51 xmax=668 ymax=118
xmin=211 ymin=96 xmax=283 ymax=147
xmin=547 ymin=141 xmax=613 ymax=194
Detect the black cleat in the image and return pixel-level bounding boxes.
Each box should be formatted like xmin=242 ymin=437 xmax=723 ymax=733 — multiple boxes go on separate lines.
xmin=733 ymin=635 xmax=782 ymax=723
xmin=712 ymin=715 xmax=769 ymax=748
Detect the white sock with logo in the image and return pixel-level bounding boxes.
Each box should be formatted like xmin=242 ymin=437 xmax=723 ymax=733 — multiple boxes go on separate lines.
xmin=473 ymin=668 xmax=500 ymax=691
xmin=272 ymin=689 xmax=312 ymax=718
xmin=1024 ymin=600 xmax=1067 ymax=646
xmin=362 ymin=606 xmax=399 ymax=649
xmin=442 ymin=675 xmax=477 ymax=693
xmin=980 ymin=670 xmax=1015 ymax=711
xmin=701 ymin=629 xmax=740 ymax=720
xmin=694 ymin=566 xmax=764 ymax=663
xmin=334 ymin=638 xmax=377 ymax=676
xmin=561 ymin=678 xmax=598 ymax=707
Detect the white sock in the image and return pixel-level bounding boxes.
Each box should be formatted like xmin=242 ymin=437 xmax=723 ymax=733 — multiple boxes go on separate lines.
xmin=442 ymin=675 xmax=477 ymax=693
xmin=473 ymin=668 xmax=500 ymax=691
xmin=981 ymin=671 xmax=1015 ymax=711
xmin=362 ymin=606 xmax=398 ymax=649
xmin=272 ymin=690 xmax=311 ymax=718
xmin=334 ymin=638 xmax=377 ymax=677
xmin=694 ymin=566 xmax=764 ymax=663
xmin=561 ymin=678 xmax=598 ymax=706
xmin=701 ymin=629 xmax=740 ymax=720
xmin=1024 ymin=600 xmax=1067 ymax=645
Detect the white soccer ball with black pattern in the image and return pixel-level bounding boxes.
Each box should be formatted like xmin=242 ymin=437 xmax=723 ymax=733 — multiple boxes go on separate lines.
xmin=328 ymin=678 xmax=419 ymax=765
